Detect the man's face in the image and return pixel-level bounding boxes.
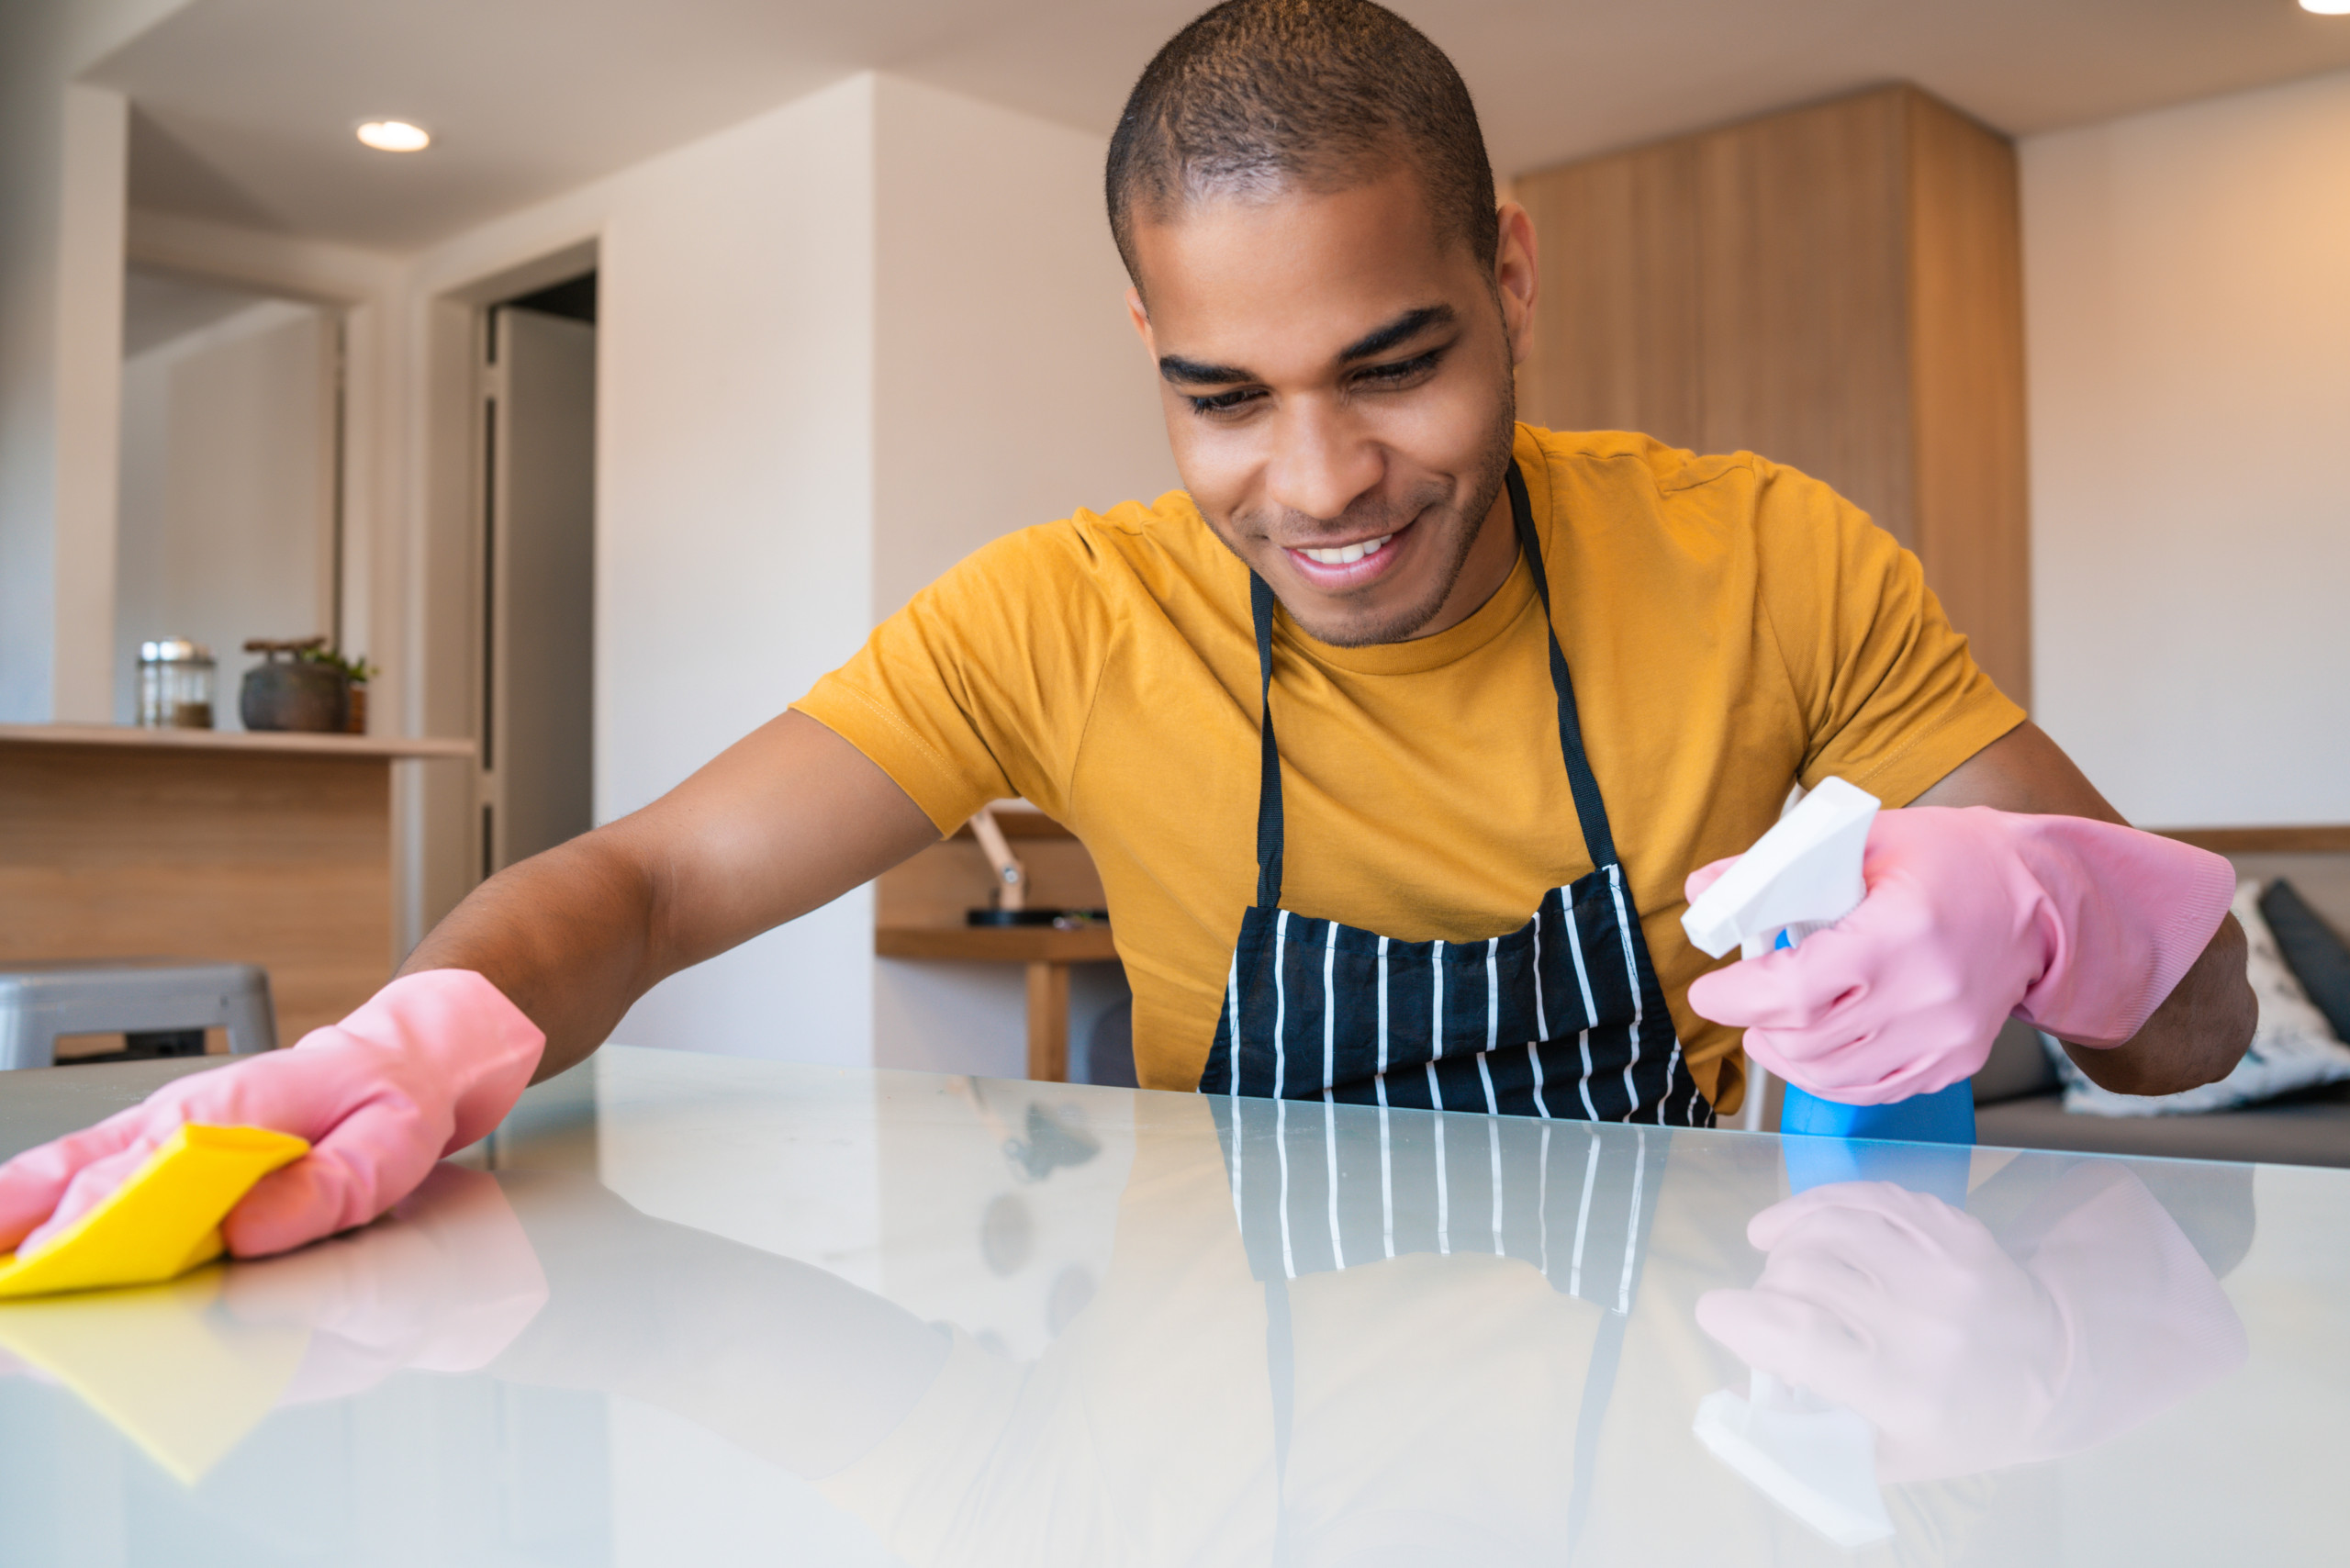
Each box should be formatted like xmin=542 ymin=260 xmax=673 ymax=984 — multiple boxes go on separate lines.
xmin=1125 ymin=168 xmax=1538 ymax=646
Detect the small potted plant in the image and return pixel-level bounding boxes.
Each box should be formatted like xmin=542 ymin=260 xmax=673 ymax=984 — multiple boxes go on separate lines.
xmin=303 ymin=644 xmax=378 ymax=734
xmin=241 ymin=638 xmax=374 ymax=733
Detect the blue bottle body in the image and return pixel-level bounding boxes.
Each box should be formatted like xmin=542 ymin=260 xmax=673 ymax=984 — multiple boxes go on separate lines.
xmin=1766 ymin=927 xmax=1976 ymax=1203
xmin=1778 ymin=1079 xmax=1975 ymax=1145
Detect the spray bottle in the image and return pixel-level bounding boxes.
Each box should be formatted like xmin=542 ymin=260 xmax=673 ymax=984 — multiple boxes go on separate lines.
xmin=1682 ymin=778 xmax=1977 ymax=1158
xmin=1684 ymin=778 xmax=1975 ymax=1547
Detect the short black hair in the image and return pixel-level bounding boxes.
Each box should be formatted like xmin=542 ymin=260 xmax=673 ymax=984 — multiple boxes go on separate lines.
xmin=1105 ymin=0 xmax=1498 ymax=286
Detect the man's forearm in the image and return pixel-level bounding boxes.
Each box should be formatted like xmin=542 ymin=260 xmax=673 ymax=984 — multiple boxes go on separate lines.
xmin=2058 ymin=913 xmax=2254 ymax=1097
xmin=399 ymin=833 xmax=666 ymax=1081
xmin=393 ymin=713 xmax=946 ymax=1080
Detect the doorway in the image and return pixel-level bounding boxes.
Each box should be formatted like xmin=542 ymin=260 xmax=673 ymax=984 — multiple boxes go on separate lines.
xmin=476 ymin=272 xmax=597 ymax=878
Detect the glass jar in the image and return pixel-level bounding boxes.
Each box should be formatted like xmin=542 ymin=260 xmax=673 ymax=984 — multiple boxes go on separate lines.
xmin=138 ymin=639 xmax=216 ymax=729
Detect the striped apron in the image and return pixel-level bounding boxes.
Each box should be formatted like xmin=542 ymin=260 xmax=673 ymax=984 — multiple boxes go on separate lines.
xmin=1197 ymin=461 xmax=1715 ymax=1128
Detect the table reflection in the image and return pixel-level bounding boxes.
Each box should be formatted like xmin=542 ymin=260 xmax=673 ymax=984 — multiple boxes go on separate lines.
xmin=0 ymin=1066 xmax=2260 ymax=1565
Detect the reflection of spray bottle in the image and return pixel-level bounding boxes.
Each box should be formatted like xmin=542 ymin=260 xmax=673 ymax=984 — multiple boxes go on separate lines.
xmin=1692 ymin=1371 xmax=1894 ymax=1548
xmin=1683 ymin=778 xmax=1977 ymax=1168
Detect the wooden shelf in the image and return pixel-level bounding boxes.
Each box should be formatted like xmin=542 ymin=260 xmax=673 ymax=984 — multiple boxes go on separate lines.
xmin=876 ymin=924 xmax=1117 ymax=963
xmin=946 ymin=803 xmax=1076 ymax=840
xmin=2158 ymin=825 xmax=2350 ymax=854
xmin=0 ymin=723 xmax=474 ymax=761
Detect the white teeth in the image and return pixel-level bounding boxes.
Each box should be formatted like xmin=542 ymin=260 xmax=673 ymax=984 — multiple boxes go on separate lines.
xmin=1301 ymin=533 xmax=1393 ymax=566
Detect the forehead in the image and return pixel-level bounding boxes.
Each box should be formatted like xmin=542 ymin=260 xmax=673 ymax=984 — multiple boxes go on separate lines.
xmin=1129 ymin=170 xmax=1476 ymax=354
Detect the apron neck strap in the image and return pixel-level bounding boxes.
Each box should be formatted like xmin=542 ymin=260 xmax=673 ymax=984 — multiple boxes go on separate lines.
xmin=1507 ymin=462 xmax=1620 ymax=872
xmin=1245 ymin=459 xmax=1621 ymax=912
xmin=1249 ymin=571 xmax=1286 ymax=910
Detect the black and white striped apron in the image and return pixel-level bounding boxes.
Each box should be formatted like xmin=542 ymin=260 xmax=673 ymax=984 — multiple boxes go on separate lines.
xmin=1197 ymin=462 xmax=1714 ymax=1128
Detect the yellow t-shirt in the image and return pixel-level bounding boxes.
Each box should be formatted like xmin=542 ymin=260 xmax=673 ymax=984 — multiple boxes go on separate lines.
xmin=796 ymin=425 xmax=2023 ymax=1112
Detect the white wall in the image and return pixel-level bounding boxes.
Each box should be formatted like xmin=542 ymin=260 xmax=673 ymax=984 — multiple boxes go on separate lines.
xmin=113 ymin=297 xmax=335 ymax=725
xmin=867 ymin=76 xmax=1174 ymax=1078
xmin=0 ymin=0 xmax=190 ymax=721
xmin=2024 ymin=68 xmax=2350 ymax=828
xmin=869 ymin=75 xmax=1175 ymax=618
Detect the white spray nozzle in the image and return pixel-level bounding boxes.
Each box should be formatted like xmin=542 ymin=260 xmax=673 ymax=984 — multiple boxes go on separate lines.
xmin=1682 ymin=778 xmax=1882 ymax=961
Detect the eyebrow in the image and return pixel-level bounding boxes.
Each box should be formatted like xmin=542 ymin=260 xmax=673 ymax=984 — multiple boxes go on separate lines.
xmin=1156 ymin=303 xmax=1457 ymax=386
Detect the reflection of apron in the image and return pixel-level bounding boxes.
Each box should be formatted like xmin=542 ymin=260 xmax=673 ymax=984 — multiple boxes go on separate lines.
xmin=1213 ymin=1094 xmax=1670 ymax=1563
xmin=1199 ymin=462 xmax=1713 ymax=1127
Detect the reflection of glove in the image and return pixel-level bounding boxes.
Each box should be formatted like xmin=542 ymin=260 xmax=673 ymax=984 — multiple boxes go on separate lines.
xmin=1696 ymin=1172 xmax=2245 ymax=1482
xmin=0 ymin=970 xmax=543 ymax=1260
xmin=1686 ymin=810 xmax=2233 ymax=1103
xmin=222 ymin=1163 xmax=549 ymax=1406
xmin=1696 ymin=1182 xmax=2065 ymax=1481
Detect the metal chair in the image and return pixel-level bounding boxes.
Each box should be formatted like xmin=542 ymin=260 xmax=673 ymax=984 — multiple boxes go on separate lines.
xmin=0 ymin=959 xmax=276 ymax=1070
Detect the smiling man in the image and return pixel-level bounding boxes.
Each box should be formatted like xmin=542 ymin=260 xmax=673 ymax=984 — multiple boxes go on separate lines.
xmin=0 ymin=0 xmax=2253 ymax=1262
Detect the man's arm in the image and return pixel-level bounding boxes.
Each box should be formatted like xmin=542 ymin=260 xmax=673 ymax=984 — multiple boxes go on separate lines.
xmin=1912 ymin=722 xmax=2255 ymax=1095
xmin=402 ymin=710 xmax=942 ymax=1080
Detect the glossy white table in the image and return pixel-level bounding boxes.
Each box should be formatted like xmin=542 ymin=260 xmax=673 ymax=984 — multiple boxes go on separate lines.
xmin=0 ymin=1046 xmax=2337 ymax=1565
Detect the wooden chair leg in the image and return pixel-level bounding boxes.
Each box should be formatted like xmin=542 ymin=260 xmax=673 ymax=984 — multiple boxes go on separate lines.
xmin=1025 ymin=960 xmax=1070 ymax=1082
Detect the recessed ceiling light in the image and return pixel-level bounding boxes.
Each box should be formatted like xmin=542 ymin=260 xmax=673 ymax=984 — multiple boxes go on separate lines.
xmin=356 ymin=120 xmax=431 ymax=152
xmin=2302 ymin=0 xmax=2350 ymax=15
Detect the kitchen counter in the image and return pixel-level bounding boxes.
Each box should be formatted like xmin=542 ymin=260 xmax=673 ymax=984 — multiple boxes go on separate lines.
xmin=0 ymin=1046 xmax=2336 ymax=1563
xmin=0 ymin=723 xmax=471 ymax=1040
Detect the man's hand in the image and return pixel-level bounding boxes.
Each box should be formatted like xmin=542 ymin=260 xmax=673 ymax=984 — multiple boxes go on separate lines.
xmin=0 ymin=970 xmax=543 ymax=1260
xmin=1686 ymin=722 xmax=2251 ymax=1101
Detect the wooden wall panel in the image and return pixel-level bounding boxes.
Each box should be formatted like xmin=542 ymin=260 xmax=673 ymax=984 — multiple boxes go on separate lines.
xmin=0 ymin=745 xmax=394 ymax=1039
xmin=1512 ymin=83 xmax=2031 ymax=711
xmin=1692 ymin=88 xmax=1915 ymax=544
xmin=1516 ymin=140 xmax=1701 ymax=441
xmin=1906 ymin=90 xmax=2033 ymax=707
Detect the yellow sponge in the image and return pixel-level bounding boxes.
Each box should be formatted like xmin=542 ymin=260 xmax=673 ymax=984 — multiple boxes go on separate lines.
xmin=0 ymin=1124 xmax=310 ymax=1299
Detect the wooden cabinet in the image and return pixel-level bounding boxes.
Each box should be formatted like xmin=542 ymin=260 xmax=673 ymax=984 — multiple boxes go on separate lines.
xmin=1514 ymin=84 xmax=2031 ymax=706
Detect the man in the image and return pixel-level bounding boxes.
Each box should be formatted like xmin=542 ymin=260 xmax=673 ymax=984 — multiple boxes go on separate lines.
xmin=0 ymin=0 xmax=2251 ymax=1261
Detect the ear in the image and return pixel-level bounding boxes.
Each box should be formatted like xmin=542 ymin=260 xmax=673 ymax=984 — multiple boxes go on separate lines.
xmin=1125 ymin=286 xmax=1156 ymax=357
xmin=1493 ymin=201 xmax=1539 ymax=368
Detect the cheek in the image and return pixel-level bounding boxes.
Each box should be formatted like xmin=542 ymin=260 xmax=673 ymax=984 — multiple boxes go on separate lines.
xmin=1373 ymin=368 xmax=1508 ymax=478
xmin=1157 ymin=401 xmax=1259 ymax=521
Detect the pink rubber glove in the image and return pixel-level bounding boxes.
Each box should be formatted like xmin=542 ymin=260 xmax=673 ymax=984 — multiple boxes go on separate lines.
xmin=0 ymin=969 xmax=543 ymax=1261
xmin=1685 ymin=809 xmax=2234 ymax=1103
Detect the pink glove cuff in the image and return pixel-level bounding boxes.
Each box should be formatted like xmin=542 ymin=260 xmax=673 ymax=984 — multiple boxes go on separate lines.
xmin=2009 ymin=820 xmax=2236 ymax=1048
xmin=314 ymin=969 xmax=546 ymax=1154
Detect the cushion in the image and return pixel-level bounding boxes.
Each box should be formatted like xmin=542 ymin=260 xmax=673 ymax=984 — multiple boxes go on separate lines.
xmin=2044 ymin=880 xmax=2350 ymax=1116
xmin=2261 ymin=878 xmax=2350 ymax=1045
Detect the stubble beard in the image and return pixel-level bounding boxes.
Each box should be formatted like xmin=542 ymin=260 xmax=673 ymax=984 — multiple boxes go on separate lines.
xmin=1292 ymin=375 xmax=1518 ymax=649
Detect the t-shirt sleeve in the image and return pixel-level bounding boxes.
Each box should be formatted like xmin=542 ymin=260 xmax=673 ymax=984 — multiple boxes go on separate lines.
xmin=1751 ymin=460 xmax=2027 ymax=807
xmin=792 ymin=519 xmax=1115 ymax=833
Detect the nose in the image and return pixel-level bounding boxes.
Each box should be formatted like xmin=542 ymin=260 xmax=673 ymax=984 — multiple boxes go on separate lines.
xmin=1260 ymin=398 xmax=1383 ymax=527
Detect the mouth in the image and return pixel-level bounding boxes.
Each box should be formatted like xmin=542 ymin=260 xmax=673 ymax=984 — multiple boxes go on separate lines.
xmin=1280 ymin=523 xmax=1408 ymax=588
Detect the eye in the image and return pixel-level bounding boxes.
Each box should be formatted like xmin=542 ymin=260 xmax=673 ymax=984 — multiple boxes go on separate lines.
xmin=1186 ymin=386 xmax=1266 ymax=417
xmin=1353 ymin=349 xmax=1444 ymax=389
